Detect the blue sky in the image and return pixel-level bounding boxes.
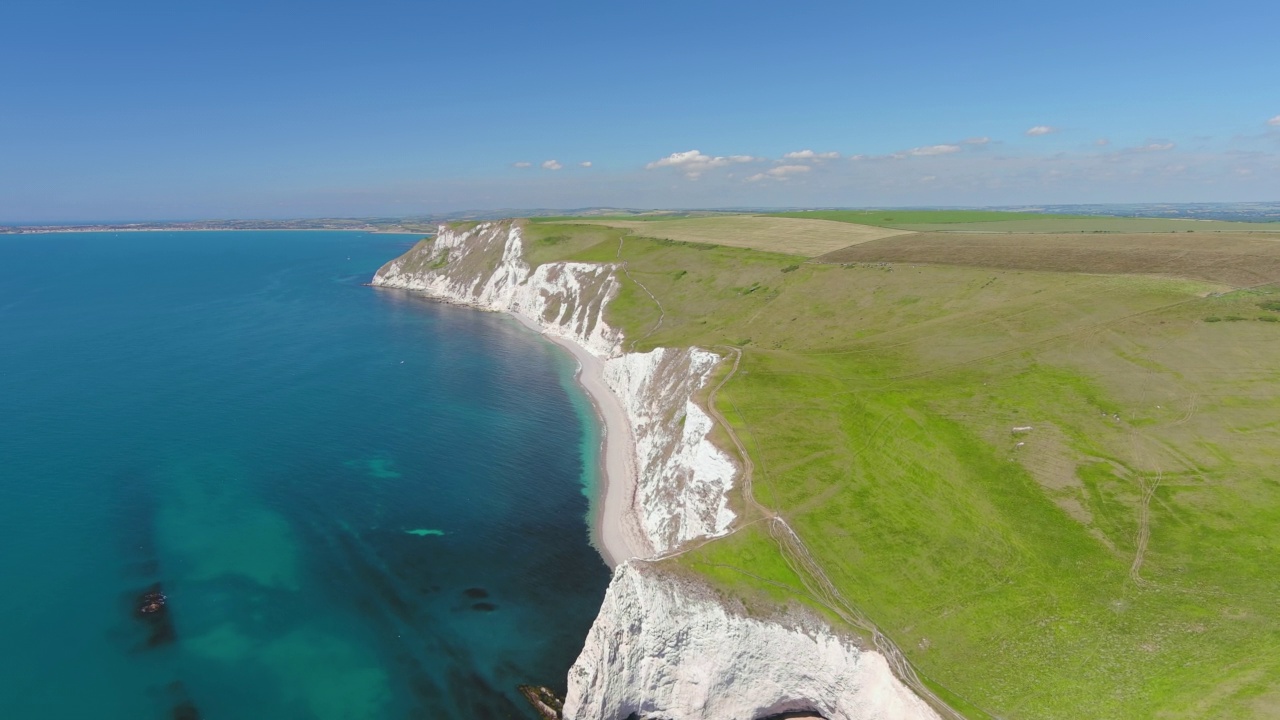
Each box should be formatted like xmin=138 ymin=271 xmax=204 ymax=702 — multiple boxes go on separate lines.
xmin=2 ymin=0 xmax=1277 ymax=221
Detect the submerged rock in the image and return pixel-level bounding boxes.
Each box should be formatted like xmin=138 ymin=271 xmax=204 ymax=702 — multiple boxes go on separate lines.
xmin=518 ymin=684 xmax=565 ymax=720
xmin=134 ymin=583 xmax=176 ymax=648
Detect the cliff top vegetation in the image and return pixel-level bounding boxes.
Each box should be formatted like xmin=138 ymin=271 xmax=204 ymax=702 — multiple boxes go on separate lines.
xmin=504 ymin=211 xmax=1280 ymax=719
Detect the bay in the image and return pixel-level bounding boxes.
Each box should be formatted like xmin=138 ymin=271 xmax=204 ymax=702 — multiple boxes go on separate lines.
xmin=0 ymin=230 xmax=609 ymax=718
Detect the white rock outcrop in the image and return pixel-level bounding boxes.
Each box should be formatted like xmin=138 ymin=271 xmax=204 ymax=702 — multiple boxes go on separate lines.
xmin=373 ymin=221 xmax=737 ymax=552
xmin=563 ymin=563 xmax=942 ymax=720
xmin=374 ymin=222 xmax=623 ymax=358
xmin=374 ymin=220 xmax=938 ymax=720
xmin=603 ymin=348 xmax=735 ymax=553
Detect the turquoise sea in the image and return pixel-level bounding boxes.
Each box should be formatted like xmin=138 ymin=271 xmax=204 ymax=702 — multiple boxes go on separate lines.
xmin=0 ymin=231 xmax=610 ymax=718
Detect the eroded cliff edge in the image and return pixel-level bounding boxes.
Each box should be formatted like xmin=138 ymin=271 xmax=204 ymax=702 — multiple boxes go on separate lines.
xmin=372 ymin=221 xmax=939 ymax=720
xmin=373 ymin=221 xmax=736 ymax=555
xmin=565 ymin=563 xmax=941 ymax=720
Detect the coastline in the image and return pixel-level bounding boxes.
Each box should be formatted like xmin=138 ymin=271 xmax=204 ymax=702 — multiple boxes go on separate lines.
xmin=372 ymin=221 xmax=950 ymax=720
xmin=510 ymin=313 xmax=648 ymax=568
xmin=0 ymin=228 xmax=434 ymax=235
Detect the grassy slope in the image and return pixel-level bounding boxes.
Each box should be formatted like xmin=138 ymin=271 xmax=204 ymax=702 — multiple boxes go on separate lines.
xmin=520 ymin=221 xmax=629 ymax=267
xmin=522 ymin=222 xmax=1280 ymax=719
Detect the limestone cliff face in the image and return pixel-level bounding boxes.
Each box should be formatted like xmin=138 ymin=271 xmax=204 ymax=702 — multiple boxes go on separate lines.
xmin=603 ymin=349 xmax=735 ymax=553
xmin=373 ymin=221 xmax=736 ymax=555
xmin=373 ymin=222 xmax=623 ymax=357
xmin=374 ymin=220 xmax=935 ymax=720
xmin=563 ymin=563 xmax=941 ymax=720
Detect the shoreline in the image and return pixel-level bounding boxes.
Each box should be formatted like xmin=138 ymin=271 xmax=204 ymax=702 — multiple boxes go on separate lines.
xmin=508 ymin=314 xmax=647 ymax=568
xmin=0 ymin=228 xmax=434 ymax=235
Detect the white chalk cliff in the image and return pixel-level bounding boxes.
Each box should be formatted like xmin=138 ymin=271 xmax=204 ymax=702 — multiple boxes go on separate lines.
xmin=373 ymin=221 xmax=939 ymax=720
xmin=563 ymin=563 xmax=941 ymax=720
xmin=373 ymin=221 xmax=736 ymax=554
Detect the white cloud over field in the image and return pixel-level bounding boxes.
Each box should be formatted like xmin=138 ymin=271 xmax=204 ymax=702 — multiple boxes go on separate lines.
xmin=903 ymin=144 xmax=962 ymax=157
xmin=747 ymin=164 xmax=812 ymax=182
xmin=646 ymin=150 xmax=756 ymax=178
xmin=783 ymin=149 xmax=841 ymax=160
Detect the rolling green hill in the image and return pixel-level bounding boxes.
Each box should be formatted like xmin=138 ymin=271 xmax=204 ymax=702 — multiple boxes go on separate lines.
xmin=521 ymin=218 xmax=1280 ymax=719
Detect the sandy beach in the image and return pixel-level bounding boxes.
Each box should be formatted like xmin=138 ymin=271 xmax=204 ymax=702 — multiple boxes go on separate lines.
xmin=510 ymin=315 xmax=649 ymax=567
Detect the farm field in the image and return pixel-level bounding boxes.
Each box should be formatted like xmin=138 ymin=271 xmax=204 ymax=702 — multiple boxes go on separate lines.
xmin=521 ymin=218 xmax=1280 ymax=719
xmin=893 ymin=218 xmax=1280 ymax=233
xmin=819 ymin=231 xmax=1280 ymax=286
xmin=556 ymin=215 xmax=912 ymax=256
xmin=770 ymin=209 xmax=1280 ymax=233
xmin=769 ymin=209 xmax=1094 ymax=227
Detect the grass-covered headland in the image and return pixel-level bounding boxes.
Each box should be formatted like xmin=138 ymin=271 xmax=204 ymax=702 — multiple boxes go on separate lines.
xmin=519 ymin=212 xmax=1280 ymax=719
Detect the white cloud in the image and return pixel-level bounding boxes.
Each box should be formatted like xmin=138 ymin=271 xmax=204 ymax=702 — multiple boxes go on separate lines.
xmin=1025 ymin=125 xmax=1057 ymax=136
xmin=542 ymin=160 xmax=563 ymax=170
xmin=1268 ymin=115 xmax=1280 ymax=127
xmin=1094 ymin=138 xmax=1111 ymax=147
xmin=963 ymin=137 xmax=991 ymax=145
xmin=783 ymin=149 xmax=841 ymax=160
xmin=905 ymin=144 xmax=962 ymax=157
xmin=1133 ymin=142 xmax=1176 ymax=152
xmin=645 ymin=150 xmax=756 ymax=178
xmin=746 ymin=164 xmax=812 ymax=182
xmin=580 ymin=161 xmax=592 ymax=167
xmin=512 ymin=161 xmax=532 ymax=168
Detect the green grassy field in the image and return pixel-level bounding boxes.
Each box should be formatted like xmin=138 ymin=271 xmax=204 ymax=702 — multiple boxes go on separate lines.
xmin=518 ymin=220 xmax=1280 ymax=719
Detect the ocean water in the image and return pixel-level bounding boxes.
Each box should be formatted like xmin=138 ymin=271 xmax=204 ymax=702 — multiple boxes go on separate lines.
xmin=0 ymin=231 xmax=610 ymax=718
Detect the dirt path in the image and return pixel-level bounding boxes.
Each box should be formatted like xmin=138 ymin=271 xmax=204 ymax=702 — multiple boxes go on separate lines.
xmin=1129 ymin=461 xmax=1161 ymax=586
xmin=616 ymin=235 xmax=665 ymax=352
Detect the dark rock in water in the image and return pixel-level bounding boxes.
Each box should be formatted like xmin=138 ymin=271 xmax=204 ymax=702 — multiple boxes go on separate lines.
xmin=463 ymin=587 xmax=489 ymax=599
xmin=134 ymin=583 xmax=176 ymax=648
xmin=471 ymin=602 xmax=497 ymax=612
xmin=517 ymin=685 xmax=564 ymax=720
xmin=137 ymin=582 xmax=168 ymax=615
